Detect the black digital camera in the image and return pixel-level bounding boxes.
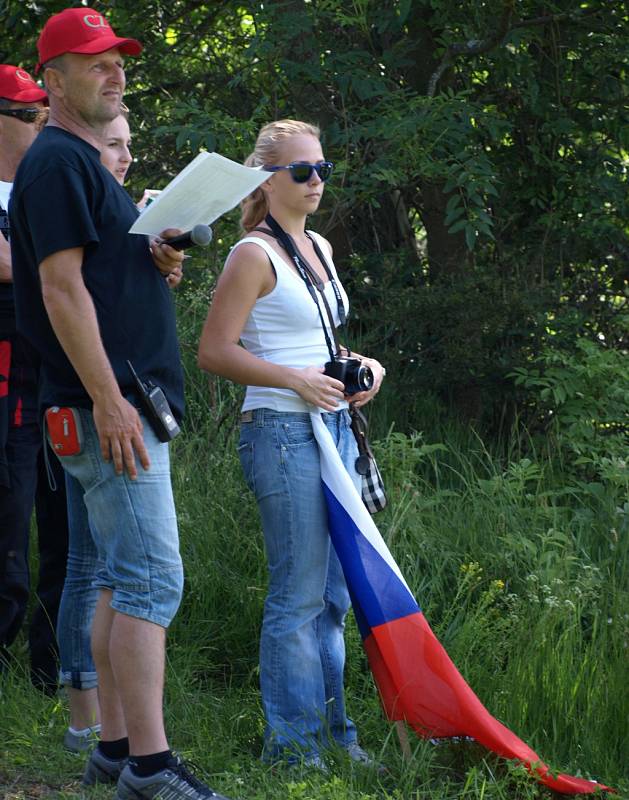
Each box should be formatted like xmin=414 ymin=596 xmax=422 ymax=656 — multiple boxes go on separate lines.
xmin=126 ymin=361 xmax=180 ymax=443
xmin=324 ymin=357 xmax=374 ymax=395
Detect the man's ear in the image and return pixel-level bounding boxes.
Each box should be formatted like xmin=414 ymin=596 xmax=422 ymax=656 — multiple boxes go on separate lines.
xmin=43 ymin=67 xmax=64 ymax=99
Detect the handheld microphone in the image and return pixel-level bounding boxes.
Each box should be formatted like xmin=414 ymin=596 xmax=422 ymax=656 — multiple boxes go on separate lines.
xmin=164 ymin=224 xmax=213 ymax=251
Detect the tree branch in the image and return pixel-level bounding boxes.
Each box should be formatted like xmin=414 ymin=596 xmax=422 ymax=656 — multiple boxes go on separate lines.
xmin=427 ymin=4 xmax=604 ymax=97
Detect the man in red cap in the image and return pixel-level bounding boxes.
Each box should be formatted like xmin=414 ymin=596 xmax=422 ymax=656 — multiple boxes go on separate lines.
xmin=34 ymin=7 xmax=142 ymax=74
xmin=10 ymin=9 xmax=231 ymax=800
xmin=0 ymin=64 xmax=71 ymax=697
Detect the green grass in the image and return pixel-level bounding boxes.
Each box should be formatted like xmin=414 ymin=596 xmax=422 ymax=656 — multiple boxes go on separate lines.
xmin=1 ymin=378 xmax=627 ymax=799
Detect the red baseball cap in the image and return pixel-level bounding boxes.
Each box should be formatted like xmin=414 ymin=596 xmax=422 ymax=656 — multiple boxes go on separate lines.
xmin=36 ymin=8 xmax=142 ymax=73
xmin=0 ymin=64 xmax=48 ymax=103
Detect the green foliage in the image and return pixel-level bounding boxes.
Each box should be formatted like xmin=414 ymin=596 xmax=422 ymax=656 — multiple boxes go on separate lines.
xmin=3 ymin=0 xmax=627 ymax=427
xmin=511 ymin=335 xmax=629 ymax=490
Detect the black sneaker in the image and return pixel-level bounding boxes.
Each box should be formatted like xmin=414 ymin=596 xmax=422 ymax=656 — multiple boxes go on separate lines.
xmin=115 ymin=755 xmax=231 ymax=799
xmin=82 ymin=747 xmax=127 ymax=785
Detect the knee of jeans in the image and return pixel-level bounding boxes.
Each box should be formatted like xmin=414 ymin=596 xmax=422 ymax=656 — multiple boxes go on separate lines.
xmin=327 ymin=597 xmax=350 ymax=626
xmin=266 ymin=583 xmax=325 ymax=625
xmin=111 ymin=564 xmax=184 ymax=628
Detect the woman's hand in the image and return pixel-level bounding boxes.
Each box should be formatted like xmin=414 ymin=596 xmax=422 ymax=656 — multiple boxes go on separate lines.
xmin=137 ymin=189 xmax=161 ymax=210
xmin=165 ymin=266 xmax=183 ymax=289
xmin=345 ymin=357 xmax=385 ymax=408
xmin=292 ymin=366 xmax=345 ymax=411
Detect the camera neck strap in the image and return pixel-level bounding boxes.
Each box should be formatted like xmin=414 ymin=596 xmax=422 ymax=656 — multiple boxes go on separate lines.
xmin=250 ymin=214 xmax=347 ymax=363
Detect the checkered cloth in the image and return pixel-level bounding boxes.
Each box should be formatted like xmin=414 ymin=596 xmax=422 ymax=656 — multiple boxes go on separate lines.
xmin=360 ymin=455 xmax=387 ymax=514
xmin=349 ymin=406 xmax=387 ymax=514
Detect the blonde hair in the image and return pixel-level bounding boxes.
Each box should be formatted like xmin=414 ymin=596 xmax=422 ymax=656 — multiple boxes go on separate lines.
xmin=240 ymin=119 xmax=320 ymax=232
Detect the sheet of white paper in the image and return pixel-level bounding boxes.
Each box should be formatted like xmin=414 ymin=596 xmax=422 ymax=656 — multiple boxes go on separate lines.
xmin=128 ymin=151 xmax=268 ymax=236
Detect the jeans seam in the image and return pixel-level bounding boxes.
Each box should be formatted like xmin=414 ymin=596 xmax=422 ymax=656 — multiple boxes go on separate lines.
xmin=270 ymin=419 xmax=294 ymax=716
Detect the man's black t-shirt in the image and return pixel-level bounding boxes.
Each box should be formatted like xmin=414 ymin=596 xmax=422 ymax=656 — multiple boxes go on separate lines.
xmin=9 ymin=126 xmax=184 ymax=421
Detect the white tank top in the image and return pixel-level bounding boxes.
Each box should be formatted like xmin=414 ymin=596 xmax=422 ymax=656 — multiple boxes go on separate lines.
xmin=234 ymin=231 xmax=350 ymax=413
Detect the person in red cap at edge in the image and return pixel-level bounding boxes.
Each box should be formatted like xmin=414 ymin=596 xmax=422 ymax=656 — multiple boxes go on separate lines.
xmin=9 ymin=9 xmax=233 ymax=799
xmin=0 ymin=64 xmax=103 ymax=757
xmin=0 ymin=64 xmax=74 ymax=698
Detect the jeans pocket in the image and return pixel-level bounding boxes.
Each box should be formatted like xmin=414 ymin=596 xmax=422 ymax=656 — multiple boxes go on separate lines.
xmin=50 ymin=409 xmax=102 ymax=488
xmin=278 ymin=420 xmax=315 ymax=448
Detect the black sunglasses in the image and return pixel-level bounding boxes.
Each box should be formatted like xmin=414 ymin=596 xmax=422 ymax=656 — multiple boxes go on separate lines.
xmin=264 ymin=161 xmax=334 ymax=183
xmin=0 ymin=107 xmax=46 ymax=124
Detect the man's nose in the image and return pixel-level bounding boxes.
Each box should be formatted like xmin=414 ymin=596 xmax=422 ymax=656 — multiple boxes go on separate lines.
xmin=109 ymin=63 xmax=126 ymax=86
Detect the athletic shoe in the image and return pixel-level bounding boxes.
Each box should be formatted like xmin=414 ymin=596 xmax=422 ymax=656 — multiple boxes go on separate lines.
xmin=82 ymin=748 xmax=128 ymax=786
xmin=63 ymin=725 xmax=100 ymax=753
xmin=301 ymin=753 xmax=328 ymax=772
xmin=346 ymin=742 xmax=386 ymax=774
xmin=115 ymin=755 xmax=231 ymax=800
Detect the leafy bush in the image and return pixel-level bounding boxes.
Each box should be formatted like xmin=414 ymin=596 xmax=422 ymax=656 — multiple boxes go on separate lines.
xmin=511 ymin=336 xmax=629 ymax=492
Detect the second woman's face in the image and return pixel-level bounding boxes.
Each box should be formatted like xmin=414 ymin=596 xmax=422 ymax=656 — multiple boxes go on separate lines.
xmin=267 ymin=133 xmax=326 ymax=214
xmin=100 ymin=115 xmax=132 ymax=185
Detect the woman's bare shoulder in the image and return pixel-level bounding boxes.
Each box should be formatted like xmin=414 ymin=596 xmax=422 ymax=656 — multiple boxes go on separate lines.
xmin=222 ymin=235 xmax=277 ymax=296
xmin=227 ymin=236 xmax=275 ymax=267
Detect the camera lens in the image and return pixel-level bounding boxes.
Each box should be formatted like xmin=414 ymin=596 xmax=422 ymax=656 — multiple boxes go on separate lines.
xmin=357 ymin=364 xmax=374 ymax=392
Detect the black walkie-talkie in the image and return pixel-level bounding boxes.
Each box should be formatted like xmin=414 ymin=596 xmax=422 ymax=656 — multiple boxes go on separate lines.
xmin=126 ymin=360 xmax=180 ymax=443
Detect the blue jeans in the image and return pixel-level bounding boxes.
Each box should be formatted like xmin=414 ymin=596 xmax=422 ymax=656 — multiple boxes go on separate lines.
xmin=239 ymin=407 xmax=360 ymax=760
xmin=53 ymin=407 xmax=183 ymax=689
xmin=56 ymin=471 xmax=99 ymax=689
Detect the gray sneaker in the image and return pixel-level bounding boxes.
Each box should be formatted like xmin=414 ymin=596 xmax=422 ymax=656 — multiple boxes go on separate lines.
xmin=345 ymin=742 xmax=386 ymax=774
xmin=63 ymin=725 xmax=100 ymax=753
xmin=115 ymin=755 xmax=231 ymax=800
xmin=82 ymin=748 xmax=128 ymax=786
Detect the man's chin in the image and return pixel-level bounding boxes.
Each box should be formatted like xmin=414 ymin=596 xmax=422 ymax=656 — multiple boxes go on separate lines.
xmin=91 ymin=108 xmax=122 ymax=127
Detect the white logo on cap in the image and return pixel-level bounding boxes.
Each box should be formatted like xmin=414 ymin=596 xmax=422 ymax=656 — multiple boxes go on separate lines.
xmin=83 ymin=14 xmax=108 ymax=29
xmin=15 ymin=69 xmax=33 ymax=83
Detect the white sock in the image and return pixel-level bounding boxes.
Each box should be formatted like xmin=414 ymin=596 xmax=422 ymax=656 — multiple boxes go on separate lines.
xmin=68 ymin=724 xmax=101 ymax=737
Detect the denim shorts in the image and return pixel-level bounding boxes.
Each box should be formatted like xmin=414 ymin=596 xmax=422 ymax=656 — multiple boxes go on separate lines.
xmin=50 ymin=407 xmax=183 ymax=629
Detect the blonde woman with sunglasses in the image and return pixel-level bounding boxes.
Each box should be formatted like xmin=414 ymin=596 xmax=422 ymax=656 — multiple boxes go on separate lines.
xmin=198 ymin=120 xmax=384 ymax=768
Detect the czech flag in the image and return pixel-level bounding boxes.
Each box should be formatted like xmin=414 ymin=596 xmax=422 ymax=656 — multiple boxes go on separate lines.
xmin=310 ymin=412 xmax=611 ymax=795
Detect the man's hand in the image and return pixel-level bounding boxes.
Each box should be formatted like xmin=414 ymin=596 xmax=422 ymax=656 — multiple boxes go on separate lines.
xmin=150 ymin=228 xmax=185 ymax=279
xmin=92 ymin=395 xmax=150 ymax=479
xmin=0 ymin=235 xmax=12 ymax=283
